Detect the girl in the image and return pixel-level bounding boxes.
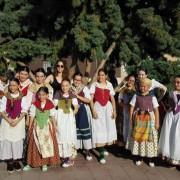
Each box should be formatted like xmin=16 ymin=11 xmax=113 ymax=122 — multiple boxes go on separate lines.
xmin=118 ymin=74 xmax=136 ymax=145
xmin=126 ymin=78 xmax=159 ymax=167
xmin=159 ymin=75 xmax=180 ymax=168
xmin=0 ymin=78 xmax=27 ymax=173
xmin=29 ymin=68 xmax=53 ymax=102
xmin=71 ymin=72 xmax=94 ymax=161
xmin=90 ymin=69 xmax=117 ymax=164
xmin=18 ymin=66 xmax=32 ymax=109
xmin=23 ymin=87 xmax=59 ymax=172
xmin=136 ymin=68 xmax=167 ymax=101
xmin=45 ymin=60 xmax=69 ymax=95
xmin=54 ymin=79 xmax=78 ymax=168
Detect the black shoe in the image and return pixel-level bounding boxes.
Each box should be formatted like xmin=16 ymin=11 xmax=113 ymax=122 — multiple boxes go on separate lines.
xmin=14 ymin=161 xmax=21 ymax=172
xmin=7 ymin=162 xmax=14 ymax=173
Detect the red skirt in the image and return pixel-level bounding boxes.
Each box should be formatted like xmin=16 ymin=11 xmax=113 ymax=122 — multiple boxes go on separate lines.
xmin=27 ymin=122 xmax=60 ymax=167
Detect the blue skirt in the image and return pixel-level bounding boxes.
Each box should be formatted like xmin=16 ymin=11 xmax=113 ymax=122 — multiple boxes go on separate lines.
xmin=75 ymin=104 xmax=91 ymax=140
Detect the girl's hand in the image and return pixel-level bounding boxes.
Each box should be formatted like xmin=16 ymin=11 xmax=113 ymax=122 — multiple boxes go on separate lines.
xmin=10 ymin=118 xmax=20 ymax=127
xmin=92 ymin=110 xmax=98 ymax=119
xmin=6 ymin=117 xmax=12 ymax=125
xmin=112 ymin=111 xmax=117 ymax=119
xmin=155 ymin=123 xmax=159 ymax=130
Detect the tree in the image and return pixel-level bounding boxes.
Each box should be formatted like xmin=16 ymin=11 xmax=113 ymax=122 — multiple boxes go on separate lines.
xmin=0 ymin=0 xmax=179 ymax=86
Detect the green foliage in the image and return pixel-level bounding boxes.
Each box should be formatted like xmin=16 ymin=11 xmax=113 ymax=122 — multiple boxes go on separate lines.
xmin=126 ymin=57 xmax=180 ymax=86
xmin=0 ymin=0 xmax=179 ymax=85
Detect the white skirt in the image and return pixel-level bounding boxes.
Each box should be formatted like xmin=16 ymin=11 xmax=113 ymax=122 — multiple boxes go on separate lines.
xmin=56 ymin=109 xmax=77 ymax=158
xmin=0 ymin=118 xmax=25 ymax=142
xmin=92 ymin=101 xmax=117 ymax=147
xmin=159 ymin=111 xmax=180 ymax=164
xmin=0 ymin=140 xmax=23 ymax=160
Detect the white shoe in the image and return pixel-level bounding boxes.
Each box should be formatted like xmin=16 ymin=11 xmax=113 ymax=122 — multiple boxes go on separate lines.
xmin=23 ymin=165 xmax=31 ymax=171
xmin=42 ymin=165 xmax=48 ymax=172
xmin=149 ymin=162 xmax=155 ymax=168
xmin=99 ymin=158 xmax=106 ymax=164
xmin=104 ymin=151 xmax=109 ymax=156
xmin=62 ymin=160 xmax=74 ymax=168
xmin=86 ymin=155 xmax=92 ymax=161
xmin=135 ymin=161 xmax=142 ymax=166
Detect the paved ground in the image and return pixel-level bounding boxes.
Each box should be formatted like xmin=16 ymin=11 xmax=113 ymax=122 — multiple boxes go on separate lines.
xmin=0 ymin=147 xmax=180 ymax=180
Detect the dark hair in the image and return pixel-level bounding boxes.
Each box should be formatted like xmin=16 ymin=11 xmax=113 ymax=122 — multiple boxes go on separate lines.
xmin=137 ymin=67 xmax=148 ymax=75
xmin=98 ymin=68 xmax=108 ymax=75
xmin=35 ymin=68 xmax=46 ymax=76
xmin=9 ymin=77 xmax=20 ymax=85
xmin=175 ymin=74 xmax=180 ymax=79
xmin=73 ymin=72 xmax=83 ymax=79
xmin=125 ymin=74 xmax=136 ymax=81
xmin=54 ymin=59 xmax=69 ymax=79
xmin=37 ymin=86 xmax=49 ymax=94
xmin=61 ymin=78 xmax=71 ymax=84
xmin=19 ymin=66 xmax=30 ymax=73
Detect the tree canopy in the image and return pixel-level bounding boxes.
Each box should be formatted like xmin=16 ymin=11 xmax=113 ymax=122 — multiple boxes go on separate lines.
xmin=0 ymin=0 xmax=179 ymax=85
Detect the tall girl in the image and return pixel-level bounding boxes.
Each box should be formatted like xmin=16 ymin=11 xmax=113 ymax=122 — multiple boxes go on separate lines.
xmin=0 ymin=78 xmax=27 ymax=173
xmin=23 ymin=87 xmax=59 ymax=172
xmin=45 ymin=60 xmax=69 ymax=95
xmin=54 ymin=79 xmax=78 ymax=168
xmin=18 ymin=66 xmax=32 ymax=109
xmin=118 ymin=74 xmax=136 ymax=145
xmin=71 ymin=72 xmax=94 ymax=160
xmin=159 ymin=75 xmax=180 ymax=168
xmin=126 ymin=78 xmax=159 ymax=167
xmin=29 ymin=68 xmax=53 ymax=102
xmin=90 ymin=69 xmax=117 ymax=164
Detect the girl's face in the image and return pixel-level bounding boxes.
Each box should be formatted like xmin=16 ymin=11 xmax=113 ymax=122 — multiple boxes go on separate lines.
xmin=61 ymin=81 xmax=70 ymax=93
xmin=56 ymin=61 xmax=64 ymax=73
xmin=127 ymin=76 xmax=135 ymax=87
xmin=138 ymin=70 xmax=147 ymax=80
xmin=9 ymin=81 xmax=19 ymax=94
xmin=73 ymin=75 xmax=82 ymax=87
xmin=19 ymin=71 xmax=29 ymax=83
xmin=175 ymin=77 xmax=180 ymax=91
xmin=98 ymin=71 xmax=106 ymax=83
xmin=139 ymin=84 xmax=149 ymax=94
xmin=37 ymin=91 xmax=48 ymax=102
xmin=35 ymin=72 xmax=45 ymax=84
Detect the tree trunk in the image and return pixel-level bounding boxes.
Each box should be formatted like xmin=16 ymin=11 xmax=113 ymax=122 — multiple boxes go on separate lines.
xmin=69 ymin=56 xmax=78 ymax=79
xmin=85 ymin=58 xmax=92 ymax=76
xmin=89 ymin=42 xmax=116 ymax=85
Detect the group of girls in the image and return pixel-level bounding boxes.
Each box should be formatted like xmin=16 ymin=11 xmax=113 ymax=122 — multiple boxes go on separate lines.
xmin=0 ymin=59 xmax=179 ymax=174
xmin=117 ymin=70 xmax=180 ymax=169
xmin=0 ymin=60 xmax=117 ymax=173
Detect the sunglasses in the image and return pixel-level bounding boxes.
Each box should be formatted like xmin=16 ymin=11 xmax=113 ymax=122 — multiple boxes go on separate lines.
xmin=56 ymin=65 xmax=64 ymax=68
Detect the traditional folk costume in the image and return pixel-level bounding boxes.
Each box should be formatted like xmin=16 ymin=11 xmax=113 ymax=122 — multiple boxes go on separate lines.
xmin=0 ymin=92 xmax=27 ymax=160
xmin=90 ymin=81 xmax=117 ymax=147
xmin=54 ymin=91 xmax=78 ymax=159
xmin=159 ymin=91 xmax=180 ymax=165
xmin=19 ymin=79 xmax=32 ymax=109
xmin=126 ymin=94 xmax=159 ymax=158
xmin=71 ymin=84 xmax=94 ymax=151
xmin=19 ymin=79 xmax=33 ymax=164
xmin=118 ymin=86 xmax=136 ymax=143
xmin=29 ymin=83 xmax=53 ymax=103
xmin=26 ymin=99 xmax=59 ymax=167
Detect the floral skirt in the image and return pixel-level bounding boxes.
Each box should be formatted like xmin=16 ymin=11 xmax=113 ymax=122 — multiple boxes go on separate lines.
xmin=27 ymin=122 xmax=60 ymax=167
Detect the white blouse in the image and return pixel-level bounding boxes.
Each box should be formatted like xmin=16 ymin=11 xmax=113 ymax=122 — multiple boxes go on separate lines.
xmin=90 ymin=81 xmax=115 ymax=96
xmin=130 ymin=94 xmax=159 ymax=109
xmin=29 ymin=104 xmax=55 ymax=118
